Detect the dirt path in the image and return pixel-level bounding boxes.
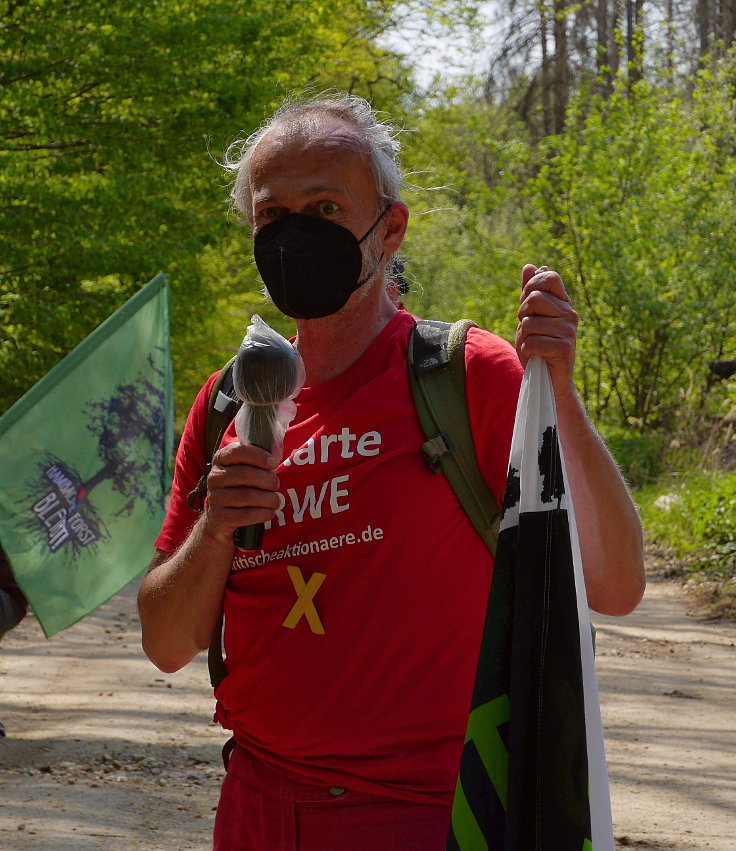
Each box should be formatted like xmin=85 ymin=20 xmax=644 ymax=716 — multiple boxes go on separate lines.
xmin=1 ymin=569 xmax=734 ymax=850
xmin=591 ymin=572 xmax=736 ymax=850
xmin=0 ymin=580 xmax=229 ymax=850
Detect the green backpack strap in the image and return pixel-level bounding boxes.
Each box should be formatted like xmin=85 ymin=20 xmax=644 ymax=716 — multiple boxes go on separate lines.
xmin=408 ymin=319 xmax=501 ymax=557
xmin=204 ymin=356 xmax=241 ymax=460
xmin=186 ymin=356 xmax=242 ymax=513
xmin=185 ymin=356 xmax=242 ymax=689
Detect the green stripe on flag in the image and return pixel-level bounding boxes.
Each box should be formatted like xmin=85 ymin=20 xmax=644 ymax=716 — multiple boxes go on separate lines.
xmin=465 ymin=694 xmax=511 ymax=810
xmin=451 ymin=776 xmax=489 ymax=851
xmin=450 ymin=694 xmax=511 ymax=850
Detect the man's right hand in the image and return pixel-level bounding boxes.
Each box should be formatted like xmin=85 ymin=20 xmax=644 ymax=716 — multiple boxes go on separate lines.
xmin=202 ymin=442 xmax=282 ymax=544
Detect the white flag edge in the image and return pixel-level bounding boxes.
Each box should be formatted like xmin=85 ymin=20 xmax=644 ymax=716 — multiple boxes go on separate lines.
xmin=502 ymin=356 xmax=615 ymax=849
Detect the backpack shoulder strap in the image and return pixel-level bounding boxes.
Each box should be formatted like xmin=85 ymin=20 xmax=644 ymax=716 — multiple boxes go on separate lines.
xmin=187 ymin=358 xmax=242 ymax=688
xmin=204 ymin=356 xmax=241 ymax=462
xmin=186 ymin=357 xmax=243 ymax=513
xmin=187 ymin=357 xmax=243 ymax=690
xmin=407 ymin=319 xmax=501 ymax=557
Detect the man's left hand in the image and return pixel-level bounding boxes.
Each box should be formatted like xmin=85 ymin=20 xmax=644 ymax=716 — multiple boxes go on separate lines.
xmin=515 ymin=263 xmax=578 ymax=397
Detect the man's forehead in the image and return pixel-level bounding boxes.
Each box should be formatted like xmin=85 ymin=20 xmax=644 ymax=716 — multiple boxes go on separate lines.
xmin=250 ymin=117 xmax=370 ymax=174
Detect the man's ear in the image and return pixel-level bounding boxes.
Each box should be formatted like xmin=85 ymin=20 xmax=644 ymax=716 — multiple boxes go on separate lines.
xmin=382 ymin=202 xmax=409 ymax=254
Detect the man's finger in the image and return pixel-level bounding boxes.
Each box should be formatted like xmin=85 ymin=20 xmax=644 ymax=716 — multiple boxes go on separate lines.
xmin=214 ymin=441 xmax=279 ymax=470
xmin=521 ymin=263 xmax=539 ymax=288
xmin=518 ymin=290 xmax=578 ymax=321
xmin=206 ymin=485 xmax=282 ymax=511
xmin=521 ymin=270 xmax=569 ymax=305
xmin=516 ymin=332 xmax=576 ymax=367
xmin=208 ymin=462 xmax=280 ymax=492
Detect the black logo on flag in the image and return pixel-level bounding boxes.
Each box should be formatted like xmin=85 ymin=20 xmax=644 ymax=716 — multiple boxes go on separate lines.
xmin=501 ymin=426 xmax=565 ymax=517
xmin=539 ymin=425 xmax=565 ymax=506
xmin=502 ymin=465 xmax=520 ymax=515
xmin=26 ymin=362 xmax=167 ymax=555
xmin=31 ymin=464 xmax=102 ymax=552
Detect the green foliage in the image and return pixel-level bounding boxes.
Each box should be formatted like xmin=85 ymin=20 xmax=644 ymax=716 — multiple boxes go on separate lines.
xmin=399 ymin=88 xmax=532 ymax=337
xmin=0 ymin=0 xmax=313 ymax=411
xmin=0 ymin=0 xmax=413 ymax=420
xmin=599 ymin=427 xmax=665 ymax=487
xmin=639 ymin=473 xmax=736 ymax=579
xmin=4 ymin=0 xmax=735 ymax=462
xmin=523 ymin=52 xmax=736 ymax=430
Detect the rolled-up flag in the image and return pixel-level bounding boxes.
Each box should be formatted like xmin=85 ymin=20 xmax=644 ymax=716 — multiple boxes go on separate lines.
xmin=448 ymin=356 xmax=614 ymax=851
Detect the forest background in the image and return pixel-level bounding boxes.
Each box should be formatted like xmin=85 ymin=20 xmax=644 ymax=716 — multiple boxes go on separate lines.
xmin=2 ymin=0 xmax=735 ymax=610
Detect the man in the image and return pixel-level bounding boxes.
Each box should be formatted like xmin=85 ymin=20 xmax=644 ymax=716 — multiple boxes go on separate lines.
xmin=1 ymin=544 xmax=28 ymax=737
xmin=138 ymin=93 xmax=645 ymax=850
xmin=0 ymin=545 xmax=27 ymax=642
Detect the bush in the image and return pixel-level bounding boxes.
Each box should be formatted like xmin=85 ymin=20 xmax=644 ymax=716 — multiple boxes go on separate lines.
xmin=639 ymin=472 xmax=736 ymax=580
xmin=523 ymin=53 xmax=736 ymax=430
xmin=601 ymin=427 xmax=665 ymax=487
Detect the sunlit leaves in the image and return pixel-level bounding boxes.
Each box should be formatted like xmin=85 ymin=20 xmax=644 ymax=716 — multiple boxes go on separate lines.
xmin=525 ymin=52 xmax=736 ymax=428
xmin=0 ymin=0 xmax=412 ymax=418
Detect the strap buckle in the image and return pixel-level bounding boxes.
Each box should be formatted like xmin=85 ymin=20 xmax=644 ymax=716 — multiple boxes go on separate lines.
xmin=186 ymin=463 xmax=212 ymax=512
xmin=421 ymin=433 xmax=452 ymax=474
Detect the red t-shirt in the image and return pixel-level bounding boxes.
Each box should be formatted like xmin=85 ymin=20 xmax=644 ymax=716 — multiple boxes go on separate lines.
xmin=156 ymin=310 xmax=523 ymax=804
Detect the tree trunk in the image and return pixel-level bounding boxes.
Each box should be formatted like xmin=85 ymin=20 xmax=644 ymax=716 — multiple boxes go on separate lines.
xmin=697 ymin=0 xmax=711 ymax=54
xmin=540 ymin=2 xmax=553 ymax=136
xmin=626 ymin=0 xmax=644 ymax=83
xmin=610 ymin=0 xmax=621 ymax=77
xmin=596 ymin=0 xmax=610 ymax=70
xmin=596 ymin=0 xmax=611 ymax=94
xmin=720 ymin=0 xmax=736 ymax=43
xmin=77 ymin=461 xmax=116 ymax=500
xmin=553 ymin=0 xmax=569 ymax=133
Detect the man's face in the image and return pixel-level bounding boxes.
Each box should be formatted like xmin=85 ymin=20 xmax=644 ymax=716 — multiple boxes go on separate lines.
xmin=248 ymin=119 xmax=382 ymax=245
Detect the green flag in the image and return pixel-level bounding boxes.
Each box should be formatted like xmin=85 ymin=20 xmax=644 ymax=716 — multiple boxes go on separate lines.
xmin=0 ymin=273 xmax=173 ymax=637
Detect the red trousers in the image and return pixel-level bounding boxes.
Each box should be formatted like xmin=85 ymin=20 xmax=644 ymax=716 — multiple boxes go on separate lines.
xmin=213 ymin=741 xmax=451 ymax=850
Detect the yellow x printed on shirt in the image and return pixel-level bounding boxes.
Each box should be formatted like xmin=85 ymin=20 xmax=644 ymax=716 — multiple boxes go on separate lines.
xmin=282 ymin=565 xmax=326 ymax=635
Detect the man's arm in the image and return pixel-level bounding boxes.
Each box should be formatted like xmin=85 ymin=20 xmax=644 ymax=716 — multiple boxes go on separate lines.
xmin=515 ymin=263 xmax=645 ymax=616
xmin=137 ymin=441 xmax=281 ymax=673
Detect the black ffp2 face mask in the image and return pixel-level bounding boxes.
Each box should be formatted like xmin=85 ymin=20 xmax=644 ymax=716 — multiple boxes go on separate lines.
xmin=253 ymin=210 xmax=386 ymax=320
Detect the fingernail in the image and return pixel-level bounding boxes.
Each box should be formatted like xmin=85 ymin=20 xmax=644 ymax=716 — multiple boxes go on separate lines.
xmin=266 ymin=456 xmax=278 ymax=468
xmin=538 ymin=265 xmax=549 ymax=272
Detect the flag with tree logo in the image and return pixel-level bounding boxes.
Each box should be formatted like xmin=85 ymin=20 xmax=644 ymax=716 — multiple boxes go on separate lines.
xmin=447 ymin=356 xmax=614 ymax=851
xmin=0 ymin=273 xmax=173 ymax=637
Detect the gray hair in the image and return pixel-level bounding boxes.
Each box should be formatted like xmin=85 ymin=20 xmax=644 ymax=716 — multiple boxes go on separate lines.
xmin=223 ymin=92 xmax=404 ymax=220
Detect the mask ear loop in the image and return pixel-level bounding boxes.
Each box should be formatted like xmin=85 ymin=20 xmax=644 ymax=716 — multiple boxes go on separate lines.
xmin=355 ymin=204 xmax=392 ymax=287
xmin=358 ymin=204 xmax=393 ymax=245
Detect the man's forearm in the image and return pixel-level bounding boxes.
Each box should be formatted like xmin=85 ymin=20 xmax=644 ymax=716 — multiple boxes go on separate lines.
xmin=137 ymin=517 xmax=235 ymax=673
xmin=138 ymin=441 xmax=282 ymax=672
xmin=556 ymin=389 xmax=646 ymax=616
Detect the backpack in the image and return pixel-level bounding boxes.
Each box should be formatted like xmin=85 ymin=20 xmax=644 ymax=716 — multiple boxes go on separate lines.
xmin=192 ymin=319 xmax=502 ymax=688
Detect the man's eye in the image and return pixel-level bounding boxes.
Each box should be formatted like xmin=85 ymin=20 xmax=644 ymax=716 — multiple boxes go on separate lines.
xmin=255 ymin=207 xmax=285 ymax=224
xmin=317 ymin=201 xmax=339 ymax=215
